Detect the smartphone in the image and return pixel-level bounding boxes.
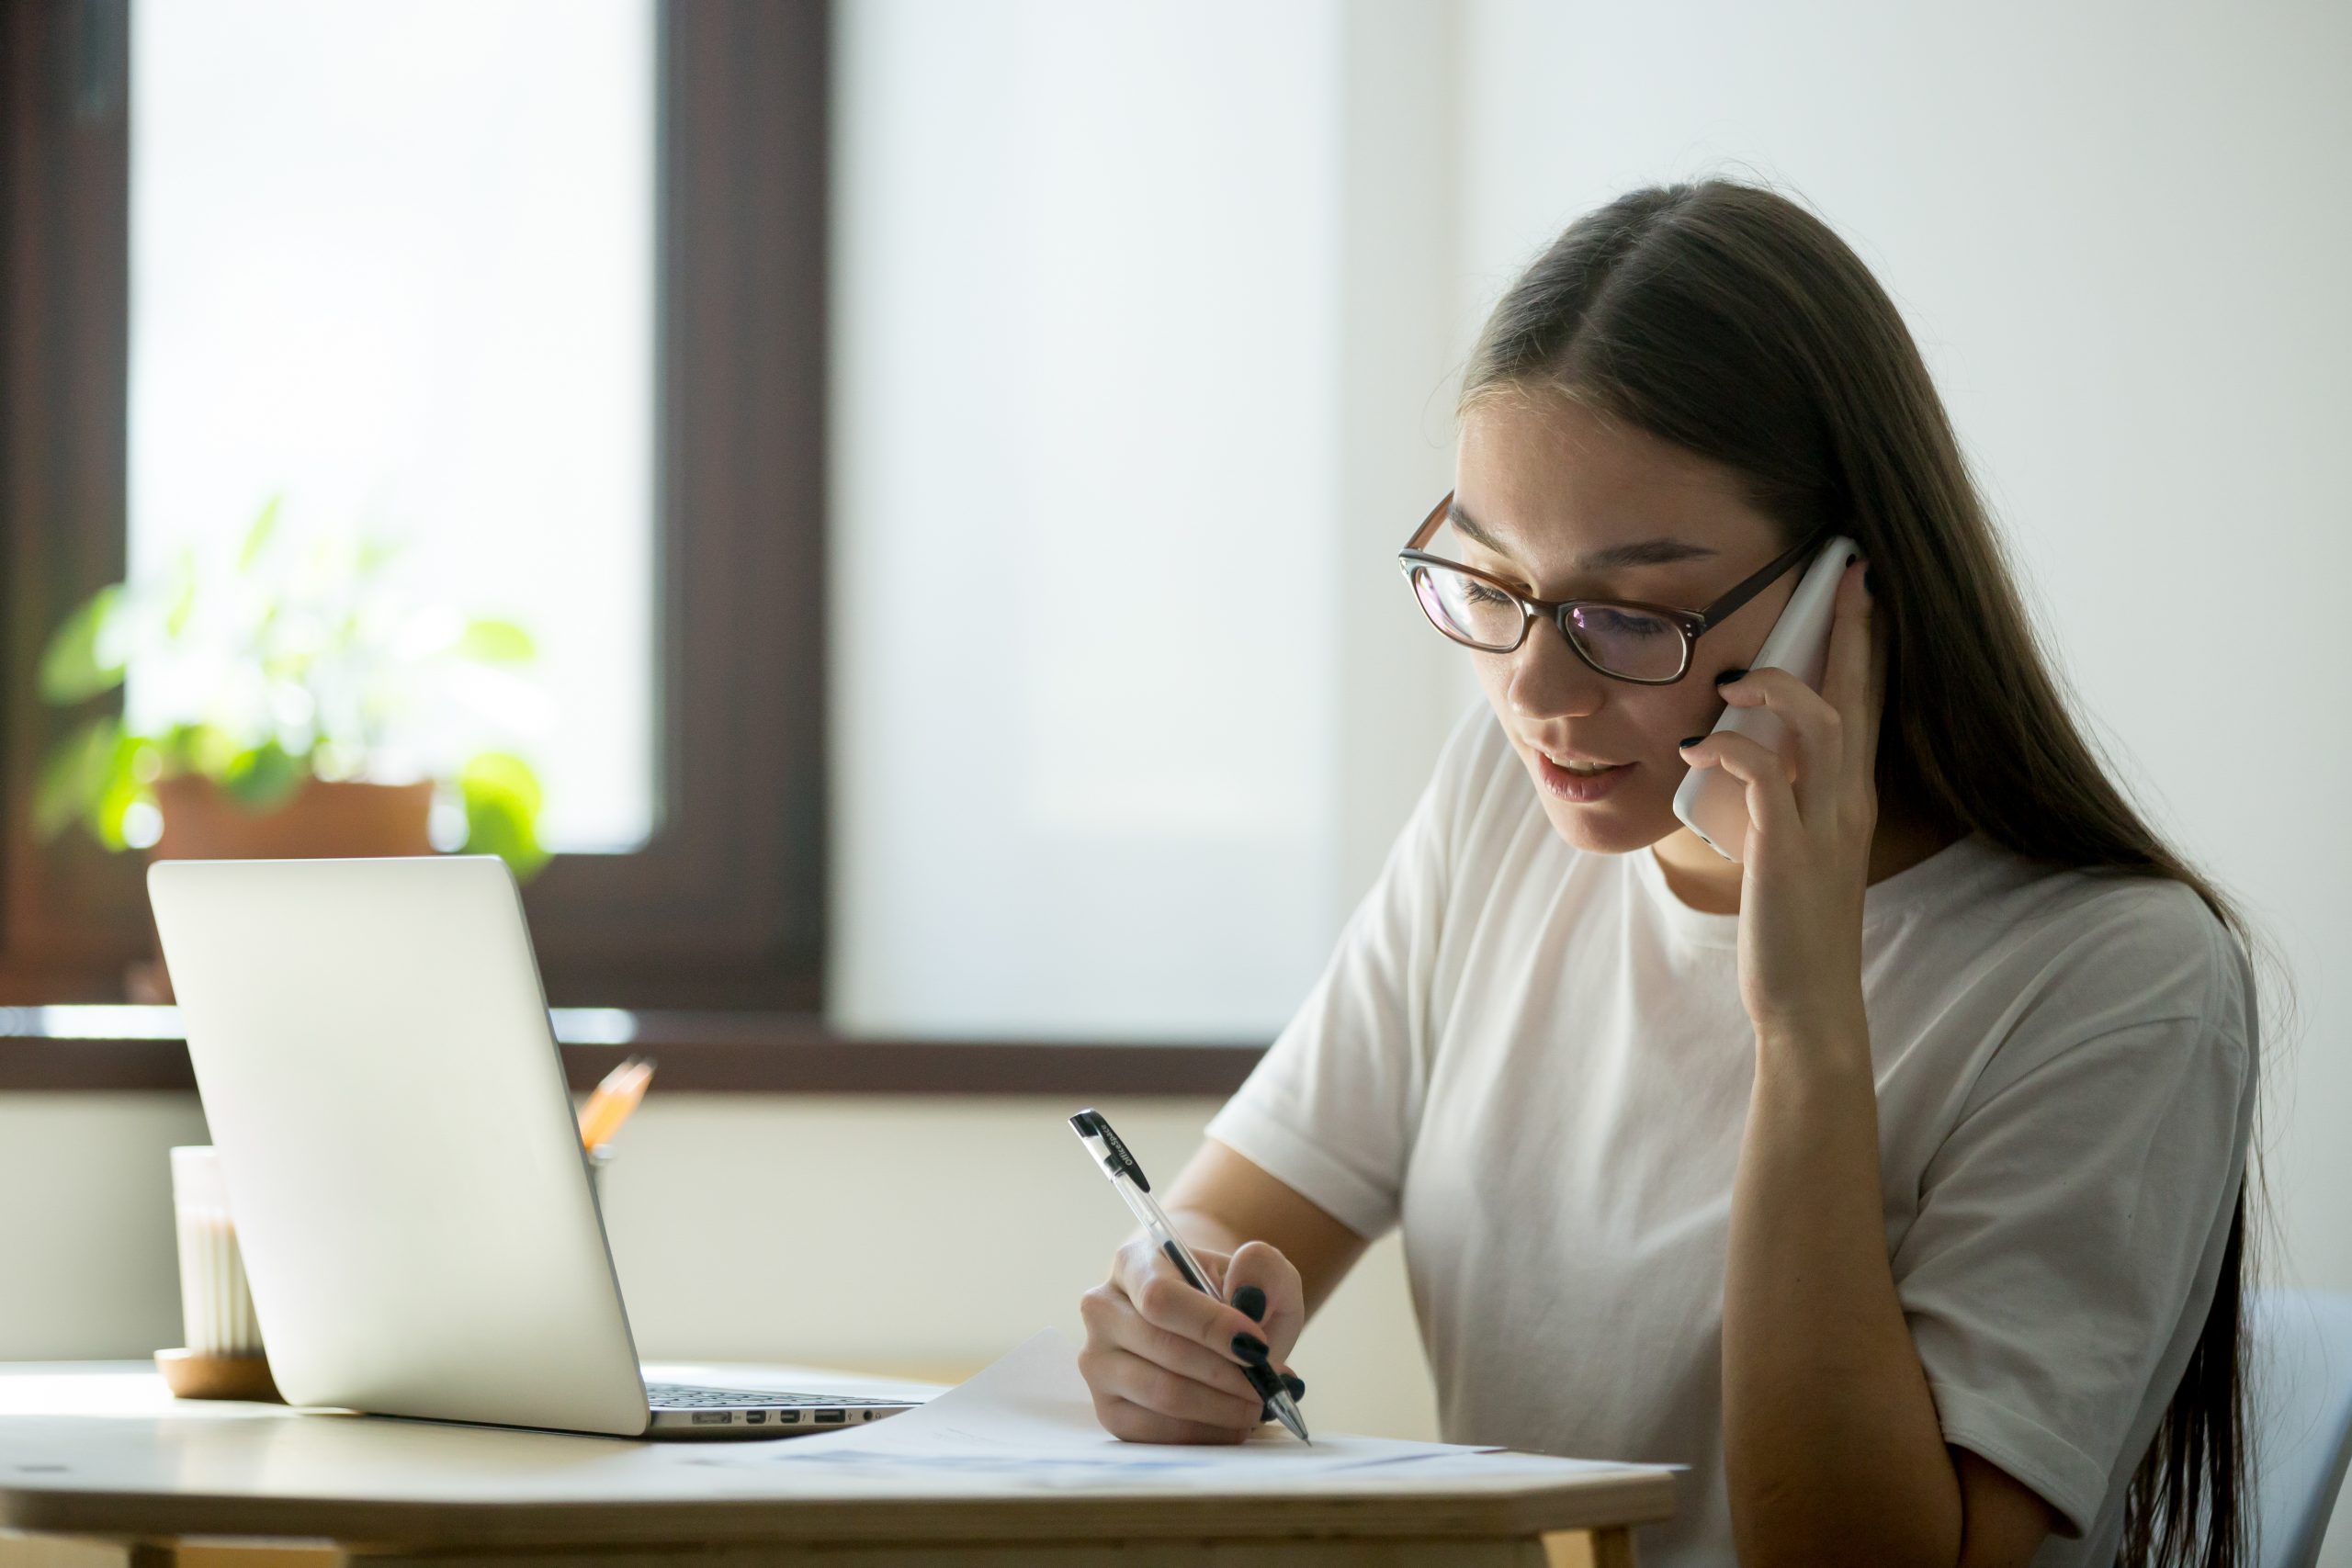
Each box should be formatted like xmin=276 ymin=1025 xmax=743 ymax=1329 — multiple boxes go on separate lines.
xmin=1670 ymin=535 xmax=1860 ymax=863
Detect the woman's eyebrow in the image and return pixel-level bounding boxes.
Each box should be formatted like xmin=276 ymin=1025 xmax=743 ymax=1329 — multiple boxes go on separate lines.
xmin=1447 ymin=501 xmax=1719 ymax=570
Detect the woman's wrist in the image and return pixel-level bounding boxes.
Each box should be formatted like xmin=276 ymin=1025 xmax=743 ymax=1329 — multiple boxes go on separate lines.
xmin=1746 ymin=1005 xmax=1878 ymax=1137
xmin=1751 ymin=1005 xmax=1872 ymax=1077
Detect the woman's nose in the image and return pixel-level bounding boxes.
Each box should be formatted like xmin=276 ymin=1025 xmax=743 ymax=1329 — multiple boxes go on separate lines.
xmin=1506 ymin=618 xmax=1606 ymax=721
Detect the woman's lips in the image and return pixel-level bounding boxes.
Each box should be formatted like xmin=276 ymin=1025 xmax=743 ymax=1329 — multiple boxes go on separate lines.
xmin=1534 ymin=751 xmax=1633 ymax=803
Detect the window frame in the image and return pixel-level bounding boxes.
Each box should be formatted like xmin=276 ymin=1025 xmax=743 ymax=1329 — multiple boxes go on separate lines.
xmin=0 ymin=1008 xmax=1267 ymax=1096
xmin=0 ymin=0 xmax=829 ymax=1012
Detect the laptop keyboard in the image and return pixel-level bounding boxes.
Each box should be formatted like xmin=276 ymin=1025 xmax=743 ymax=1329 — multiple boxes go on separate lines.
xmin=647 ymin=1383 xmax=874 ymax=1409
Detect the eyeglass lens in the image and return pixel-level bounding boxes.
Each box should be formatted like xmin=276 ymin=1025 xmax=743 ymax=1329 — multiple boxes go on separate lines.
xmin=1411 ymin=562 xmax=1686 ymax=681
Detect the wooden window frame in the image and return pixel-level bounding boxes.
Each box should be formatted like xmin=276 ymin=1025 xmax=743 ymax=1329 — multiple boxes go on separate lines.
xmin=0 ymin=1010 xmax=1264 ymax=1098
xmin=0 ymin=0 xmax=829 ymax=1013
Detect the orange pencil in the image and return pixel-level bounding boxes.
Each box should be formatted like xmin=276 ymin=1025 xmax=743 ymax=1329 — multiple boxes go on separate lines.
xmin=576 ymin=1057 xmax=625 ymax=1145
xmin=578 ymin=1057 xmax=653 ymax=1149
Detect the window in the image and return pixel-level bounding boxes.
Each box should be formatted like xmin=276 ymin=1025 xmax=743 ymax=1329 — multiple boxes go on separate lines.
xmin=0 ymin=0 xmax=827 ymax=1010
xmin=3 ymin=0 xmax=1466 ymax=1074
xmin=829 ymin=0 xmax=1354 ymax=1042
xmin=128 ymin=0 xmax=658 ymax=855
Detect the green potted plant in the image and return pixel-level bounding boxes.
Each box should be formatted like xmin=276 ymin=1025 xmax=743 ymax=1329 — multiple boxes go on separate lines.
xmin=33 ymin=496 xmax=553 ymax=999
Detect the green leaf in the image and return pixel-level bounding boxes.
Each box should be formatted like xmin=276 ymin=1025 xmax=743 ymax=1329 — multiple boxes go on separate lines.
xmin=164 ymin=549 xmax=200 ymax=640
xmin=458 ymin=750 xmax=549 ymax=881
xmin=456 ymin=617 xmax=535 ymax=664
xmin=32 ymin=715 xmax=126 ymax=842
xmin=355 ymin=533 xmax=404 ymax=579
xmin=157 ymin=722 xmax=243 ymax=778
xmin=91 ymin=740 xmax=147 ymax=851
xmin=218 ymin=739 xmax=309 ymax=811
xmin=37 ymin=585 xmax=128 ymax=705
xmin=236 ymin=494 xmax=284 ymax=573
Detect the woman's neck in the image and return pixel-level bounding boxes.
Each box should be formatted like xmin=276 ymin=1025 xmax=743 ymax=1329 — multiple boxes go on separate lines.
xmin=1647 ymin=805 xmax=1963 ymax=916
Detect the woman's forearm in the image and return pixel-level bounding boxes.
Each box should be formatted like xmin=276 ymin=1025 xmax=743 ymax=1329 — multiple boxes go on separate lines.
xmin=1722 ymin=1024 xmax=1962 ymax=1568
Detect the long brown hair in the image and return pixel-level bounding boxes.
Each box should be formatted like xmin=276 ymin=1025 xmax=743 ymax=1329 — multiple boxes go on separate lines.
xmin=1457 ymin=177 xmax=2265 ymax=1566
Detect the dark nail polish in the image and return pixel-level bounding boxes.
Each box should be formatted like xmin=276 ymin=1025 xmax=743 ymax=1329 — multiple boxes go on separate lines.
xmin=1260 ymin=1398 xmax=1275 ymax=1423
xmin=1231 ymin=1332 xmax=1271 ymax=1364
xmin=1230 ymin=1284 xmax=1266 ymax=1322
xmin=1283 ymin=1372 xmax=1306 ymax=1401
xmin=1713 ymin=667 xmax=1747 ymax=685
xmin=1846 ymin=551 xmax=1857 ymax=566
xmin=1679 ymin=735 xmax=1704 ymax=750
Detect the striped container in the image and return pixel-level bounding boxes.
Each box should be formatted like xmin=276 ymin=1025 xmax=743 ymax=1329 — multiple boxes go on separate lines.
xmin=168 ymin=1145 xmax=264 ymax=1357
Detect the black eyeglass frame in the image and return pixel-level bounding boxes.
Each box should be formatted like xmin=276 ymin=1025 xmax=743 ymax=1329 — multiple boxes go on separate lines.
xmin=1396 ymin=490 xmax=1829 ymax=685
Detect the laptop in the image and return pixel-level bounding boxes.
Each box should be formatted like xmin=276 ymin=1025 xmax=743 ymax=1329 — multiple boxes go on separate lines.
xmin=147 ymin=853 xmax=925 ymax=1439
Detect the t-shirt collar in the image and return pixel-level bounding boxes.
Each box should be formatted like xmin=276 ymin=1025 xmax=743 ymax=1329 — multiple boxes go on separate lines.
xmin=1629 ymin=830 xmax=1998 ymax=950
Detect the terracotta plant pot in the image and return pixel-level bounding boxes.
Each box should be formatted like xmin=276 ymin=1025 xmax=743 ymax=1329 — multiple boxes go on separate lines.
xmin=128 ymin=775 xmax=438 ymax=1003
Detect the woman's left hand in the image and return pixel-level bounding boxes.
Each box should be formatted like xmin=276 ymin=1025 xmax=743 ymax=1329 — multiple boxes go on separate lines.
xmin=1678 ymin=555 xmax=1884 ymax=1049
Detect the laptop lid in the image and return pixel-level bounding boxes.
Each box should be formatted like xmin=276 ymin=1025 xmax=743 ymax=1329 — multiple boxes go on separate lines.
xmin=149 ymin=854 xmax=652 ymax=1437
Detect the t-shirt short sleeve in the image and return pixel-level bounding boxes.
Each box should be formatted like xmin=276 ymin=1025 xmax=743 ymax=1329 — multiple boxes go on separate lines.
xmin=1202 ymin=700 xmax=1495 ymax=1241
xmin=1889 ymin=885 xmax=2257 ymax=1539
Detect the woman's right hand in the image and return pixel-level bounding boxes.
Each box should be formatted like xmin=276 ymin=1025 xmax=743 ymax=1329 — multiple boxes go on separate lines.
xmin=1077 ymin=1235 xmax=1306 ymax=1443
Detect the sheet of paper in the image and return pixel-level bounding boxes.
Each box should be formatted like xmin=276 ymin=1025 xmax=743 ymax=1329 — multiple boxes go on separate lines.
xmin=698 ymin=1329 xmax=1678 ymax=1492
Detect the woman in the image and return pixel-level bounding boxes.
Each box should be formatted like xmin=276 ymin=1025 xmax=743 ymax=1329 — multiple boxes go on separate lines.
xmin=1074 ymin=179 xmax=2261 ymax=1568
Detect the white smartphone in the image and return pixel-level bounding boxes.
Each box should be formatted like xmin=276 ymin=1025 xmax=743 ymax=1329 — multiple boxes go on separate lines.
xmin=1670 ymin=535 xmax=1860 ymax=863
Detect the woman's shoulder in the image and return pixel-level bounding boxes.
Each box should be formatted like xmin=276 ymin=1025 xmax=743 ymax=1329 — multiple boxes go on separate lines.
xmin=1940 ymin=835 xmax=2256 ymax=1050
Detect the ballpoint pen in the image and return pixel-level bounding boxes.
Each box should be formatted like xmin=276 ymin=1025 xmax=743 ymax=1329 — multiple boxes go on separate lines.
xmin=1068 ymin=1107 xmax=1310 ymax=1444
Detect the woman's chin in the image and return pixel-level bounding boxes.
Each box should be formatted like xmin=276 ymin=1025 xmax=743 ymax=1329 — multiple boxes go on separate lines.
xmin=1536 ymin=794 xmax=1679 ymax=856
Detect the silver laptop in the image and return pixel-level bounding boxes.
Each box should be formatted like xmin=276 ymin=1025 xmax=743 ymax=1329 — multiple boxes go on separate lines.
xmin=148 ymin=853 xmax=924 ymax=1439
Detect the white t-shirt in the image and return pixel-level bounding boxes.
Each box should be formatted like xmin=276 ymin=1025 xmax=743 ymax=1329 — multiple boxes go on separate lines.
xmin=1204 ymin=698 xmax=2256 ymax=1568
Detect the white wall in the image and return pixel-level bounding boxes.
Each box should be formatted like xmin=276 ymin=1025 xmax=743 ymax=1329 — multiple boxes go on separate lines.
xmin=0 ymin=1096 xmax=207 ymax=1359
xmin=598 ymin=1096 xmax=1439 ymax=1440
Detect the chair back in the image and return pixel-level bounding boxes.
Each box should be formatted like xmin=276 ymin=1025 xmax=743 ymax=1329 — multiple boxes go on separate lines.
xmin=2251 ymin=1291 xmax=2352 ymax=1568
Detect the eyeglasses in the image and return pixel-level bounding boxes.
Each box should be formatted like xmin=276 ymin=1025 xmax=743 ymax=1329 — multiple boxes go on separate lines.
xmin=1396 ymin=491 xmax=1826 ymax=684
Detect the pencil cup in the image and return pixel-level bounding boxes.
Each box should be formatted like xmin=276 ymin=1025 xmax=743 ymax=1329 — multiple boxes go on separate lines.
xmin=171 ymin=1145 xmax=260 ymax=1354
xmin=158 ymin=1145 xmax=279 ymax=1402
xmin=588 ymin=1146 xmax=616 ymax=1222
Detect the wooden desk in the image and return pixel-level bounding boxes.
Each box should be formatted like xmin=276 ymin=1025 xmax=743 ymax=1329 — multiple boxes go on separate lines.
xmin=0 ymin=1363 xmax=1673 ymax=1567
